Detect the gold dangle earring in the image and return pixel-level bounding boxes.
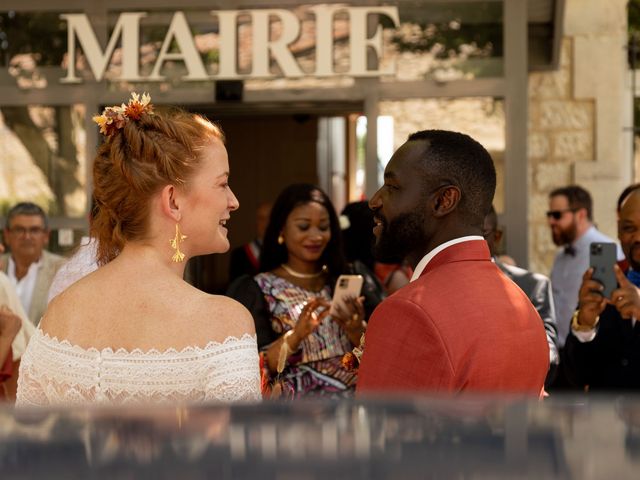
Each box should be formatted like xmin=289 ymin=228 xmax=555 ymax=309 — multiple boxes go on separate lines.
xmin=278 ymin=235 xmax=284 ymax=245
xmin=170 ymin=223 xmax=188 ymax=262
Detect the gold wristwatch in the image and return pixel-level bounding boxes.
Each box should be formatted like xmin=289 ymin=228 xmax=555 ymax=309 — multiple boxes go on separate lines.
xmin=571 ymin=309 xmax=599 ymax=332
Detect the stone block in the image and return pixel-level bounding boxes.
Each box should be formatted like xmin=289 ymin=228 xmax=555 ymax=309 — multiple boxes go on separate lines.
xmin=530 ymin=193 xmax=551 ymax=224
xmin=530 ymin=224 xmax=556 ymax=275
xmin=534 ymin=161 xmax=571 ymax=192
xmin=574 ymin=35 xmax=627 ymax=99
xmin=528 ymin=132 xmax=550 ymax=159
xmin=539 ymin=101 xmax=593 ymax=130
xmin=559 ymin=38 xmax=572 ymax=70
xmin=564 ymin=0 xmax=627 ymax=37
xmin=529 ymin=69 xmax=570 ymax=100
xmin=528 ymin=101 xmax=543 ymax=131
xmin=552 ymin=131 xmax=593 ymax=159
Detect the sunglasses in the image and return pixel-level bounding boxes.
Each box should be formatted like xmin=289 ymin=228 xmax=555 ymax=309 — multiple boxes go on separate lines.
xmin=546 ymin=208 xmax=576 ymax=220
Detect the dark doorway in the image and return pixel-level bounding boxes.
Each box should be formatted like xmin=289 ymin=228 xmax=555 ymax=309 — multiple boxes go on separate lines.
xmin=188 ymin=113 xmax=319 ymax=294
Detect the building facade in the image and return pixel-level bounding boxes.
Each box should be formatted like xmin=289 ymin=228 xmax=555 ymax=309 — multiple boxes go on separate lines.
xmin=0 ymin=0 xmax=631 ymax=289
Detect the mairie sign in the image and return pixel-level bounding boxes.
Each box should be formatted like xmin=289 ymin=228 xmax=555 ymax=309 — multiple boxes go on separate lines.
xmin=60 ymin=6 xmax=399 ymax=83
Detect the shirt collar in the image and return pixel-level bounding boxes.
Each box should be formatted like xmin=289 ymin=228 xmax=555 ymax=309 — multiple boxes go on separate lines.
xmin=8 ymin=255 xmax=43 ymax=278
xmin=410 ymin=235 xmax=485 ymax=282
xmin=570 ymin=225 xmax=596 ymax=251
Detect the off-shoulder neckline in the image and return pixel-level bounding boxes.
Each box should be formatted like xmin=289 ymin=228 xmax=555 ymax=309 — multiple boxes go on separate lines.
xmin=34 ymin=328 xmax=256 ymax=357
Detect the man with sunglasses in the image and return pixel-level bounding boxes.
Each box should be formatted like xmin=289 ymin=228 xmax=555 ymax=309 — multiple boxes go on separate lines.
xmin=1 ymin=203 xmax=64 ymax=325
xmin=547 ymin=186 xmax=623 ymax=357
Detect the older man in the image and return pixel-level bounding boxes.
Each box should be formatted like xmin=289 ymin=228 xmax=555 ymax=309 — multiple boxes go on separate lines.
xmin=357 ymin=130 xmax=548 ymax=394
xmin=2 ymin=203 xmax=64 ymax=325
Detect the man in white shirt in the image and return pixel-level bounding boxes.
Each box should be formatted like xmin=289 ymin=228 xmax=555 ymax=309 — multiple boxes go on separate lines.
xmin=1 ymin=202 xmax=64 ymax=325
xmin=547 ymin=185 xmax=623 ymax=349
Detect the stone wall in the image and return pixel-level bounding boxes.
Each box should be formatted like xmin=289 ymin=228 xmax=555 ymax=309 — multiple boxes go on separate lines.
xmin=528 ymin=0 xmax=630 ymax=275
xmin=378 ymin=0 xmax=629 ymax=275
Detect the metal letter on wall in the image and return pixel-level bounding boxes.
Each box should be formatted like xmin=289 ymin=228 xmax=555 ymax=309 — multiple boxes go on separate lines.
xmin=309 ymin=4 xmax=347 ymax=77
xmin=149 ymin=11 xmax=209 ymax=81
xmin=60 ymin=12 xmax=146 ymax=83
xmin=348 ymin=7 xmax=399 ymax=76
xmin=58 ymin=6 xmax=399 ymax=83
xmin=251 ymin=9 xmax=304 ymax=78
xmin=216 ymin=10 xmax=241 ymax=79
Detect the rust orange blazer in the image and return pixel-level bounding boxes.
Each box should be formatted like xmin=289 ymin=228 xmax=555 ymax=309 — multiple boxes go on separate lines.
xmin=357 ymin=240 xmax=549 ymax=395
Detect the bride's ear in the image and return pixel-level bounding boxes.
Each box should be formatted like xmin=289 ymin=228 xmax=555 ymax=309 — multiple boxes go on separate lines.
xmin=160 ymin=184 xmax=181 ymax=222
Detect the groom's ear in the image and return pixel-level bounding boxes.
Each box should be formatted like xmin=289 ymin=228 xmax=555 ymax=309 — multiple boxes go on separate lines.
xmin=160 ymin=184 xmax=181 ymax=222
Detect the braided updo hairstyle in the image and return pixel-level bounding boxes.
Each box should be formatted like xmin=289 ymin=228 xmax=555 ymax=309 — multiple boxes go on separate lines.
xmin=91 ymin=107 xmax=224 ymax=265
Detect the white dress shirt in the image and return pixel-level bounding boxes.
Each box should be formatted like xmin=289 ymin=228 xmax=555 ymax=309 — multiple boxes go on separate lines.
xmin=410 ymin=236 xmax=485 ymax=282
xmin=7 ymin=256 xmax=41 ymax=318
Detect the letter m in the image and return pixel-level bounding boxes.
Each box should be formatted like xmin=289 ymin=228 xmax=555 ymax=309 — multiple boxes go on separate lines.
xmin=60 ymin=12 xmax=145 ymax=83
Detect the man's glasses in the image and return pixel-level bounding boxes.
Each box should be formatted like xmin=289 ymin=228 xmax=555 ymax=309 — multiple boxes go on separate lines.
xmin=546 ymin=209 xmax=576 ymax=220
xmin=8 ymin=226 xmax=46 ymax=237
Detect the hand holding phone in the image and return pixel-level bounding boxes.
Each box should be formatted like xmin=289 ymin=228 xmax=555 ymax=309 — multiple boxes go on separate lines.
xmin=576 ymin=242 xmax=617 ymax=328
xmin=330 ymin=275 xmax=364 ymax=316
xmin=589 ymin=242 xmax=617 ymax=298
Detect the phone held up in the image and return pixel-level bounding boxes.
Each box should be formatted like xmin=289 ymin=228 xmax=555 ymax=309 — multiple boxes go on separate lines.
xmin=590 ymin=242 xmax=618 ymax=299
xmin=330 ymin=275 xmax=364 ymax=316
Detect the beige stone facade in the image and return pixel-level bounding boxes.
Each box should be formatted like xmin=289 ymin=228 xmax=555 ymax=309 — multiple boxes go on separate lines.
xmin=528 ymin=0 xmax=630 ymax=275
xmin=379 ymin=0 xmax=630 ymax=275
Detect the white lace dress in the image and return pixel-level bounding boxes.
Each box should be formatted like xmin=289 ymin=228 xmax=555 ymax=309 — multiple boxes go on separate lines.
xmin=16 ymin=329 xmax=262 ymax=406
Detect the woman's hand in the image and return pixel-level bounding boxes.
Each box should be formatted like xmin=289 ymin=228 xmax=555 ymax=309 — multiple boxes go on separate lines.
xmin=290 ymin=297 xmax=331 ymax=348
xmin=331 ymin=296 xmax=366 ymax=345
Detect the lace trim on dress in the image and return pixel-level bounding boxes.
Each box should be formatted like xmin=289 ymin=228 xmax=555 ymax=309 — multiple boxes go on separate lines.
xmin=16 ymin=329 xmax=262 ymax=406
xmin=36 ymin=328 xmax=259 ymax=356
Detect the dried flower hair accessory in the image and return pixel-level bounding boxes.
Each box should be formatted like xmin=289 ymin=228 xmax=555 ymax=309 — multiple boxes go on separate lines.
xmin=92 ymin=92 xmax=154 ymax=136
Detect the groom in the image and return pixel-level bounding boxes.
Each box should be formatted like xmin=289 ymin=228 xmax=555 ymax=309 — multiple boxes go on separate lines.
xmin=356 ymin=130 xmax=549 ymax=394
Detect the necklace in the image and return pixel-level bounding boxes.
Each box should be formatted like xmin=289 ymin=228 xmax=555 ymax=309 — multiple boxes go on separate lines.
xmin=281 ymin=263 xmax=328 ymax=279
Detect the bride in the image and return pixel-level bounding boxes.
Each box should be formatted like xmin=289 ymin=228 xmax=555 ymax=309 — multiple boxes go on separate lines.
xmin=16 ymin=93 xmax=261 ymax=405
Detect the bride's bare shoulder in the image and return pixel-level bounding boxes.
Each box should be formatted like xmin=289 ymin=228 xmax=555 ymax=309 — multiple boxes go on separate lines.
xmin=39 ymin=276 xmax=94 ymax=335
xmin=193 ymin=293 xmax=256 ymax=338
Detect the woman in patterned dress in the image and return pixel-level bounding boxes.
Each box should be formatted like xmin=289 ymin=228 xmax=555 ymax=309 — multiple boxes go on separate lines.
xmin=229 ymin=184 xmax=367 ymax=398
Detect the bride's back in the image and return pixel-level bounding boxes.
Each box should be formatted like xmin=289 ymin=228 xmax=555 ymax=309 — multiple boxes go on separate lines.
xmin=41 ymin=255 xmax=251 ymax=353
xmin=16 ymin=94 xmax=260 ymax=406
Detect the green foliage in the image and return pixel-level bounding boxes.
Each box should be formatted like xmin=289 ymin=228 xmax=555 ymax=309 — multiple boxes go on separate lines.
xmin=392 ymin=22 xmax=501 ymax=59
xmin=0 ymin=12 xmax=67 ymax=66
xmin=629 ymin=0 xmax=640 ymax=66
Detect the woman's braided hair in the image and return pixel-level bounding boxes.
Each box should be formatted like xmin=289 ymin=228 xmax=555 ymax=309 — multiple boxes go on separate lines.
xmin=91 ymin=93 xmax=224 ymax=265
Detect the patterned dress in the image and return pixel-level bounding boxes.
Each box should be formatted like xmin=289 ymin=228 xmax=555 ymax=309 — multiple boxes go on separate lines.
xmin=254 ymin=272 xmax=357 ymax=398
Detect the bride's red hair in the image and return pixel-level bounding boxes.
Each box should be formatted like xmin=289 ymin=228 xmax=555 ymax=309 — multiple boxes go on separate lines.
xmin=91 ymin=107 xmax=224 ymax=265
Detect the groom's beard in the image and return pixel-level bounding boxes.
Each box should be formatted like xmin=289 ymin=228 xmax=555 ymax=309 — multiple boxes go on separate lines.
xmin=373 ymin=209 xmax=428 ymax=264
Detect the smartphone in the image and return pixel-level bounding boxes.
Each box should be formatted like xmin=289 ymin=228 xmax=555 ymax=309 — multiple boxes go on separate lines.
xmin=330 ymin=274 xmax=364 ymax=316
xmin=590 ymin=242 xmax=618 ymax=298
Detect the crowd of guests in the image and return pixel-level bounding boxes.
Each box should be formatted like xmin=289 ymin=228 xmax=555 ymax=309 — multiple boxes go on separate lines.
xmin=0 ymin=92 xmax=639 ymax=406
